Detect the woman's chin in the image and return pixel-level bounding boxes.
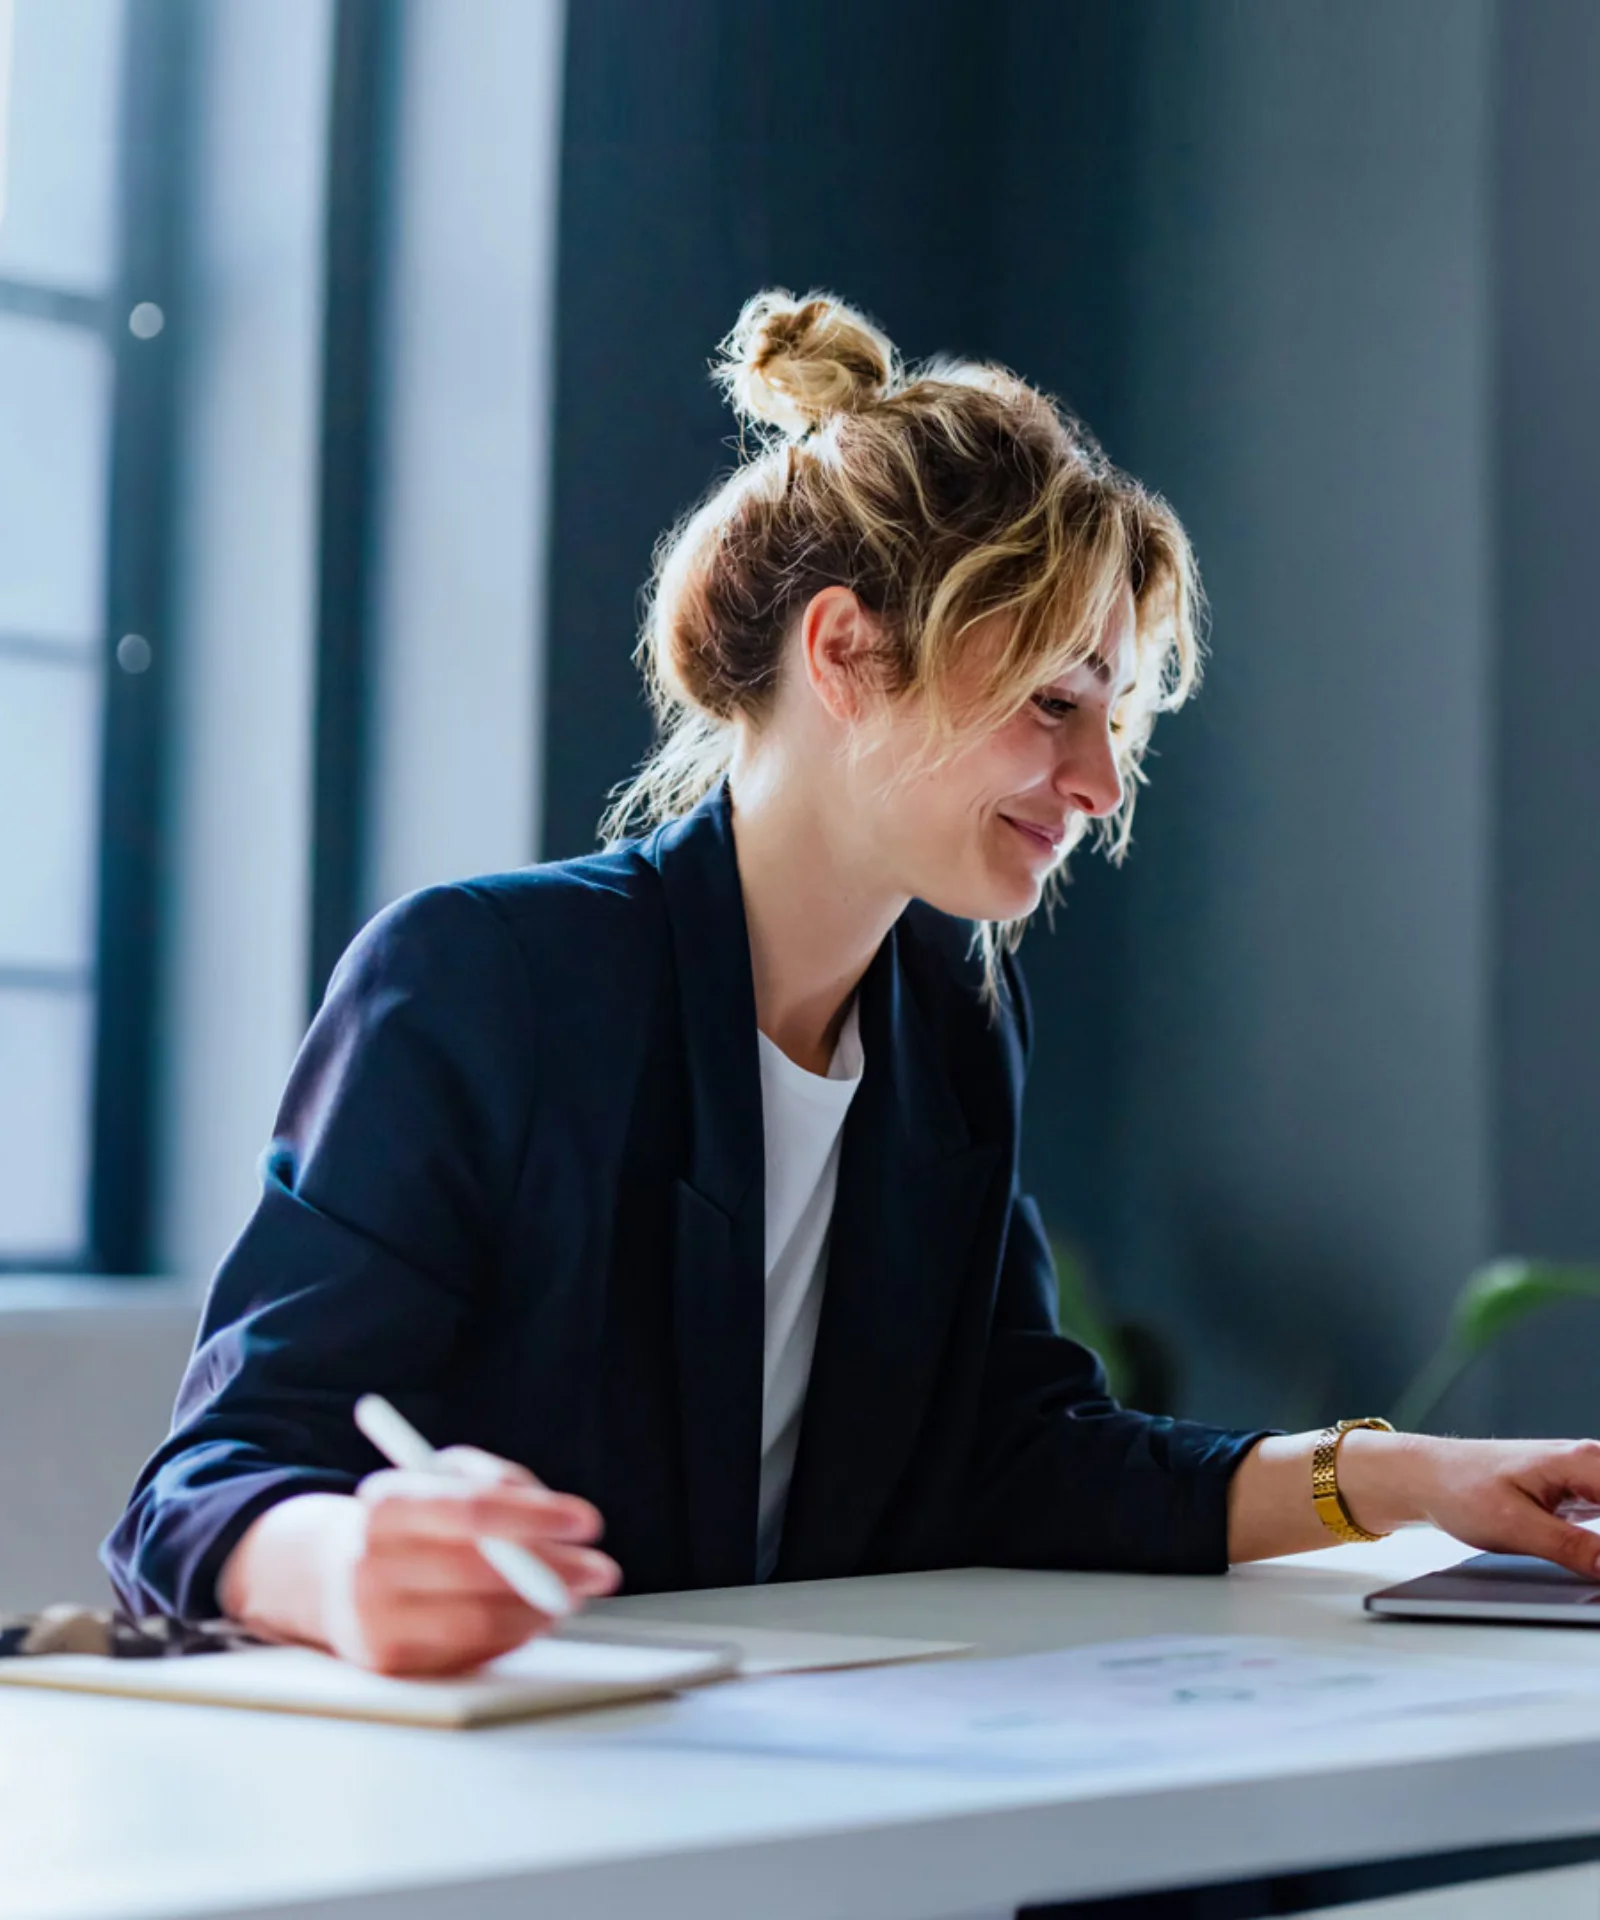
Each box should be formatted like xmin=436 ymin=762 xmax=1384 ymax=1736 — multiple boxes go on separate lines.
xmin=984 ymin=880 xmax=1045 ymax=923
xmin=917 ymin=865 xmax=1043 ymax=926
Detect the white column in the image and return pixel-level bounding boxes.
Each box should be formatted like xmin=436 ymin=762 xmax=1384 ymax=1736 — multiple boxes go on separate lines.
xmin=362 ymin=0 xmax=567 ymax=915
xmin=155 ymin=0 xmax=333 ymax=1282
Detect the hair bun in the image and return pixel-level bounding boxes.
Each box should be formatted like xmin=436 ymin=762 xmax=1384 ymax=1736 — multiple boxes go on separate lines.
xmin=714 ymin=288 xmax=897 ymax=439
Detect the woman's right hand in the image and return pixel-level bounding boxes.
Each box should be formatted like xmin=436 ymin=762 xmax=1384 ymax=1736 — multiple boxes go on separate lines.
xmin=218 ymin=1450 xmax=621 ymax=1675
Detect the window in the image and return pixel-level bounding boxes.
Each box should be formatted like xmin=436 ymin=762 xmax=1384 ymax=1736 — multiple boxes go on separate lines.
xmin=0 ymin=0 xmax=128 ymax=1267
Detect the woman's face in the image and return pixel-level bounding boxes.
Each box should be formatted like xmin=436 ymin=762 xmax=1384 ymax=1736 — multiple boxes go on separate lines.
xmin=845 ymin=583 xmax=1138 ymax=923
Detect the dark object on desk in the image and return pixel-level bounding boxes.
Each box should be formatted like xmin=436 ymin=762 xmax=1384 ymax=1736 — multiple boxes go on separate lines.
xmin=0 ymin=1605 xmax=260 ymax=1660
xmin=1366 ymin=1551 xmax=1600 ymax=1623
xmin=1021 ymin=1832 xmax=1600 ymax=1918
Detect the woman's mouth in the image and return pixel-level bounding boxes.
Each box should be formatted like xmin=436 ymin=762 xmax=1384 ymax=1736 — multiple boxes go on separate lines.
xmin=1001 ymin=813 xmax=1064 ymax=855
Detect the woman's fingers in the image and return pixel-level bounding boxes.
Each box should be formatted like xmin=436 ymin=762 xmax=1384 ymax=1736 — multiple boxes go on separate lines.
xmin=358 ymin=1471 xmax=603 ymax=1548
xmin=338 ymin=1461 xmax=617 ymax=1671
xmin=525 ymin=1542 xmax=621 ymax=1597
xmin=431 ymin=1444 xmax=543 ymax=1488
xmin=356 ymin=1537 xmax=526 ymax=1597
xmin=1498 ymin=1505 xmax=1600 ymax=1580
xmin=1535 ymin=1440 xmax=1600 ymax=1513
xmin=361 ymin=1591 xmax=543 ymax=1676
xmin=1416 ymin=1437 xmax=1600 ymax=1578
xmin=360 ymin=1534 xmax=620 ymax=1600
xmin=1513 ymin=1440 xmax=1600 ymax=1576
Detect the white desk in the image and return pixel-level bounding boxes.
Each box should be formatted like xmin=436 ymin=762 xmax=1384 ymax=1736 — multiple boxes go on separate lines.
xmin=7 ymin=1529 xmax=1600 ymax=1920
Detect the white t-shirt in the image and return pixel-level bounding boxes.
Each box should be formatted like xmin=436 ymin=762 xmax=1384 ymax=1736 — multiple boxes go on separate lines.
xmin=754 ymin=997 xmax=864 ymax=1580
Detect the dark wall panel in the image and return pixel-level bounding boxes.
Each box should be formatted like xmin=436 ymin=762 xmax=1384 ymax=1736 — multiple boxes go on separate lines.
xmin=544 ymin=0 xmax=999 ymax=858
xmin=1491 ymin=0 xmax=1600 ymax=1431
xmin=1111 ymin=1 xmax=1496 ymax=1430
xmin=994 ymin=1 xmax=1497 ymax=1430
xmin=985 ymin=3 xmax=1150 ymax=1317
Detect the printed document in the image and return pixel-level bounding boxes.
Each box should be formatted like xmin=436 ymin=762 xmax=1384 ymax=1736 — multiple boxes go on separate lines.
xmin=635 ymin=1633 xmax=1594 ymax=1773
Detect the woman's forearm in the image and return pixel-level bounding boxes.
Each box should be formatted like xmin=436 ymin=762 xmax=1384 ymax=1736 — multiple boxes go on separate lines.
xmin=1226 ymin=1428 xmax=1429 ymax=1562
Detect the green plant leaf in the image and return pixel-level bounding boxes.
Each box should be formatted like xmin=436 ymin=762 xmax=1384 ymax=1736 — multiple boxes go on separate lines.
xmin=1450 ymin=1258 xmax=1600 ymax=1353
xmin=1392 ymin=1257 xmax=1600 ymax=1431
xmin=1048 ymin=1233 xmax=1131 ymax=1401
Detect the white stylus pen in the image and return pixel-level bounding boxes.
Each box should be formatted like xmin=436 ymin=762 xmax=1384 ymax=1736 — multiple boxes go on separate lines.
xmin=353 ymin=1393 xmax=573 ymax=1618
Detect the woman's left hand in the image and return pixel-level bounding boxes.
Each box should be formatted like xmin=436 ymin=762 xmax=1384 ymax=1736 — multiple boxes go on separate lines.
xmin=1229 ymin=1429 xmax=1600 ymax=1571
xmin=1341 ymin=1433 xmax=1600 ymax=1578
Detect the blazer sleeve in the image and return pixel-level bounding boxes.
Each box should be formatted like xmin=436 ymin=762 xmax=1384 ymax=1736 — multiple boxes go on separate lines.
xmin=962 ymin=1187 xmax=1274 ymax=1573
xmin=957 ymin=947 xmax=1276 ymax=1575
xmin=100 ymin=881 xmax=538 ymax=1623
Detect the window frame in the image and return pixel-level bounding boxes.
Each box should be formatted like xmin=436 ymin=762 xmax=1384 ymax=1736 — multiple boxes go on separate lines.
xmin=83 ymin=0 xmax=191 ymax=1275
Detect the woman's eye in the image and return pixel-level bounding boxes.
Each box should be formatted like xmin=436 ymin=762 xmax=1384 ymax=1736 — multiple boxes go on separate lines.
xmin=1032 ymin=691 xmax=1131 ymax=734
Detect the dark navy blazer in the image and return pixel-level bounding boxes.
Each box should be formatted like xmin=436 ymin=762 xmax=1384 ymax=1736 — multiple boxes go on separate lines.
xmin=104 ymin=782 xmax=1265 ymax=1623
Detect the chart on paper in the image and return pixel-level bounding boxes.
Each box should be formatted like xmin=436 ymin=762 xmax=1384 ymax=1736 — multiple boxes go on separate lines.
xmin=629 ymin=1633 xmax=1597 ymax=1774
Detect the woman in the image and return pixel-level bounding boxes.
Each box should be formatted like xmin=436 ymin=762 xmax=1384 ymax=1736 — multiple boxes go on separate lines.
xmin=106 ymin=290 xmax=1600 ymax=1676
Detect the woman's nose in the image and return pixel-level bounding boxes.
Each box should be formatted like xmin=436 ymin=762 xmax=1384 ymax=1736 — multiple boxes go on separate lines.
xmin=1053 ymin=733 xmax=1124 ymax=819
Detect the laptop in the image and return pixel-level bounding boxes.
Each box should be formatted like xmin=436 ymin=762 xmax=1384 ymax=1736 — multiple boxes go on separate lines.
xmin=1367 ymin=1552 xmax=1600 ymax=1624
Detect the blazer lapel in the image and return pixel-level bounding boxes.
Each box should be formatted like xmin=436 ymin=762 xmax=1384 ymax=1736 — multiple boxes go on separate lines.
xmin=776 ymin=918 xmax=1001 ymax=1579
xmin=648 ymin=785 xmax=765 ymax=1588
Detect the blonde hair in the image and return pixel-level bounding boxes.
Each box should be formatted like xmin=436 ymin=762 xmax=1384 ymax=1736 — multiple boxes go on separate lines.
xmin=601 ymin=288 xmax=1206 ymax=981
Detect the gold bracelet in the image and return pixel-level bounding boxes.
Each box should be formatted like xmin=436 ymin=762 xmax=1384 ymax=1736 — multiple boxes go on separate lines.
xmin=1311 ymin=1417 xmax=1396 ymax=1544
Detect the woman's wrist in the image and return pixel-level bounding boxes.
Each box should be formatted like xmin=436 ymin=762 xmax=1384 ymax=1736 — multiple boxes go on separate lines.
xmin=1326 ymin=1427 xmax=1429 ymax=1537
xmin=1227 ymin=1427 xmax=1432 ymax=1562
xmin=217 ymin=1492 xmax=363 ymax=1647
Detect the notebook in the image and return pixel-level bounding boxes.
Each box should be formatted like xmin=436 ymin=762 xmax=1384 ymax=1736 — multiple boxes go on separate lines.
xmin=0 ymin=1631 xmax=739 ymax=1728
xmin=0 ymin=1620 xmax=971 ymax=1729
xmin=1366 ymin=1552 xmax=1600 ymax=1625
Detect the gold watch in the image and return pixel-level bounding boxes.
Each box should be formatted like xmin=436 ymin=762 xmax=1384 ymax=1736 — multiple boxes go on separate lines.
xmin=1311 ymin=1417 xmax=1395 ymax=1544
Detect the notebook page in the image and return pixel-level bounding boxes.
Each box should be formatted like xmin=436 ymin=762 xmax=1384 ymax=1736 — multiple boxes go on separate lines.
xmin=0 ymin=1633 xmax=736 ymax=1728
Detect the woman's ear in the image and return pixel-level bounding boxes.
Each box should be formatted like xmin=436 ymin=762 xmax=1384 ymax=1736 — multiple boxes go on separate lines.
xmin=797 ymin=585 xmax=881 ymax=722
